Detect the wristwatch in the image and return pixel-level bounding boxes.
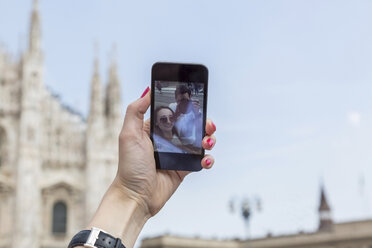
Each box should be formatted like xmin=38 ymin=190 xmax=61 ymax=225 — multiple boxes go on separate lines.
xmin=68 ymin=227 xmax=126 ymax=248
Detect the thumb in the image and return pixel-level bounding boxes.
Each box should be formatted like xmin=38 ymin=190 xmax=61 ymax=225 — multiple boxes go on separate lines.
xmin=122 ymin=87 xmax=151 ymax=134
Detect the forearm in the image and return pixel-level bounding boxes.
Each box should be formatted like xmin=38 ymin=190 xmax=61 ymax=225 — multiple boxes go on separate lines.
xmin=75 ymin=183 xmax=150 ymax=248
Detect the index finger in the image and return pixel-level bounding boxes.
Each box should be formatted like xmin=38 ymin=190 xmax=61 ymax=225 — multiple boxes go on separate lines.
xmin=206 ymin=118 xmax=216 ymax=136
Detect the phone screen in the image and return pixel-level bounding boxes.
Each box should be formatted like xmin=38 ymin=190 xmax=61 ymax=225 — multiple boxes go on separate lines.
xmin=153 ymin=81 xmax=204 ymax=155
xmin=151 ymin=62 xmax=208 ymax=171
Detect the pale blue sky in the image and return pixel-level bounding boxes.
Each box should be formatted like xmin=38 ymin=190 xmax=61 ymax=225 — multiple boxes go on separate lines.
xmin=1 ymin=0 xmax=372 ymax=247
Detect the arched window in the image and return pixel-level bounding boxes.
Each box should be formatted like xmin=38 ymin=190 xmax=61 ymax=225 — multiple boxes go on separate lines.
xmin=0 ymin=127 xmax=6 ymax=168
xmin=52 ymin=201 xmax=67 ymax=235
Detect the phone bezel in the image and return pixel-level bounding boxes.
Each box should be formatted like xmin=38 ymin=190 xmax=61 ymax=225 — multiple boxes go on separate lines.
xmin=151 ymin=62 xmax=208 ymax=171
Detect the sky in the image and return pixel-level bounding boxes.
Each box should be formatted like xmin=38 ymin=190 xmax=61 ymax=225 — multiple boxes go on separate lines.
xmin=1 ymin=0 xmax=372 ymax=247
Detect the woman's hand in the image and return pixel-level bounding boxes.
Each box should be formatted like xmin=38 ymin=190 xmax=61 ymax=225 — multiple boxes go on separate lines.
xmin=113 ymin=87 xmax=216 ymax=217
xmin=87 ymin=87 xmax=216 ymax=248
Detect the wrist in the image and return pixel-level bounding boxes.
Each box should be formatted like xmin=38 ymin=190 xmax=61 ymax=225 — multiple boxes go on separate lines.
xmin=87 ymin=181 xmax=150 ymax=248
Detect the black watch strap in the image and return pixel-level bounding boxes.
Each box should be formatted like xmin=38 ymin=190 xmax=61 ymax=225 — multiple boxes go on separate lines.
xmin=68 ymin=228 xmax=126 ymax=248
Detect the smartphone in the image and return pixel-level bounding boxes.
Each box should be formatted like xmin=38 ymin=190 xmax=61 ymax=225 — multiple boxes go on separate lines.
xmin=151 ymin=62 xmax=208 ymax=171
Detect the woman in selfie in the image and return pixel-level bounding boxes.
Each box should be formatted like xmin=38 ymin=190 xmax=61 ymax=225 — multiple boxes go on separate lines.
xmin=153 ymin=106 xmax=183 ymax=153
xmin=68 ymin=87 xmax=216 ymax=248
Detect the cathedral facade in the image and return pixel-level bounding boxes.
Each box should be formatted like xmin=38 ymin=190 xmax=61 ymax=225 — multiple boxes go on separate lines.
xmin=0 ymin=1 xmax=122 ymax=248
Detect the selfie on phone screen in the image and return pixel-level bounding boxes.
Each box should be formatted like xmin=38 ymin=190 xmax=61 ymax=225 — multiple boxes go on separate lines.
xmin=153 ymin=81 xmax=204 ymax=155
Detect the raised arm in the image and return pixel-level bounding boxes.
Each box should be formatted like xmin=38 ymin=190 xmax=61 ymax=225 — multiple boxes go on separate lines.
xmin=69 ymin=87 xmax=217 ymax=248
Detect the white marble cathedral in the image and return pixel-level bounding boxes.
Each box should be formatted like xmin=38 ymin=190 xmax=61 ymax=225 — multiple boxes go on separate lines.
xmin=0 ymin=1 xmax=123 ymax=248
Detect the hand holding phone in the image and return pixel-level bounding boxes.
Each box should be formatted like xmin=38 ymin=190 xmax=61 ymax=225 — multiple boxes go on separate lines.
xmin=151 ymin=62 xmax=209 ymax=171
xmin=94 ymin=86 xmax=216 ymax=248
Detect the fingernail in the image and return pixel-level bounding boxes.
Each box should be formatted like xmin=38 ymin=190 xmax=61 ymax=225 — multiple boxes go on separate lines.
xmin=206 ymin=138 xmax=214 ymax=147
xmin=211 ymin=121 xmax=216 ymax=131
xmin=140 ymin=86 xmax=150 ymax=98
xmin=205 ymin=158 xmax=211 ymax=166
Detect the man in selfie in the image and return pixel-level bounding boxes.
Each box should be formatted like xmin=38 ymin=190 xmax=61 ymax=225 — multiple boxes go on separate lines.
xmin=169 ymin=85 xmax=202 ymax=152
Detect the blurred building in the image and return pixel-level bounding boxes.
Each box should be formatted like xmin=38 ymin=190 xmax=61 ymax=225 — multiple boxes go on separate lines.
xmin=0 ymin=1 xmax=122 ymax=248
xmin=141 ymin=188 xmax=372 ymax=248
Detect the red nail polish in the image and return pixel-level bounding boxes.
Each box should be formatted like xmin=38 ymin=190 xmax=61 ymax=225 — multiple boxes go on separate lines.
xmin=205 ymin=158 xmax=211 ymax=166
xmin=207 ymin=138 xmax=214 ymax=147
xmin=141 ymin=86 xmax=150 ymax=98
xmin=211 ymin=121 xmax=216 ymax=131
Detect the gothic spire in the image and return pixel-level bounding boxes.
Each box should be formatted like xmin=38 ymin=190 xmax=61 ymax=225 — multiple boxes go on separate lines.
xmin=88 ymin=49 xmax=104 ymax=123
xmin=319 ymin=187 xmax=331 ymax=211
xmin=29 ymin=0 xmax=41 ymax=54
xmin=105 ymin=45 xmax=122 ymax=120
xmin=318 ymin=185 xmax=333 ymax=232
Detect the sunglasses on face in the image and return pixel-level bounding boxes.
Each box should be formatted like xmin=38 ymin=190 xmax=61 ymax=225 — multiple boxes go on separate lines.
xmin=159 ymin=115 xmax=174 ymax=124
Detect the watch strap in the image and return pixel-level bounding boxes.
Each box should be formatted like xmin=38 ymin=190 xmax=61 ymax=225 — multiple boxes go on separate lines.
xmin=68 ymin=228 xmax=126 ymax=248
